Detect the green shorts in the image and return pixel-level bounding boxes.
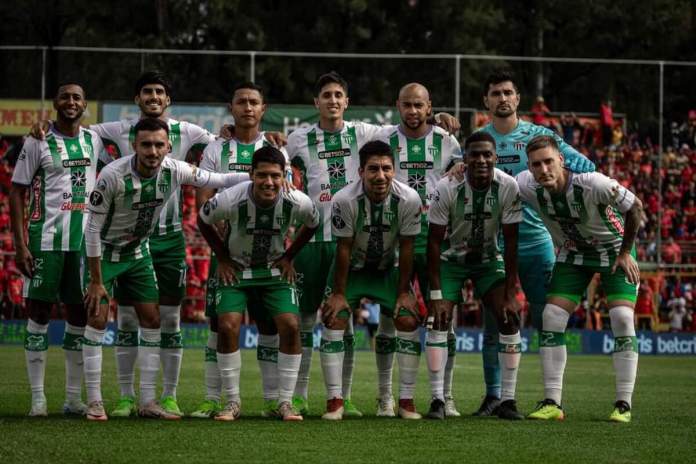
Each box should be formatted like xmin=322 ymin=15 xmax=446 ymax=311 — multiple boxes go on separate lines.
xmin=294 ymin=241 xmax=336 ymax=314
xmin=325 ymin=265 xmax=400 ymax=318
xmin=216 ymin=275 xmax=299 ymax=318
xmin=547 ymin=261 xmax=639 ymax=305
xmin=22 ymin=250 xmax=84 ymax=304
xmin=101 ymin=256 xmax=159 ymax=304
xmin=440 ymin=259 xmax=506 ymax=303
xmin=149 ymin=231 xmax=187 ymax=300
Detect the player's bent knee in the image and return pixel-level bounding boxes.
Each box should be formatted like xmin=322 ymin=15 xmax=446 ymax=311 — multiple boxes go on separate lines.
xmin=117 ymin=305 xmax=139 ymax=331
xmin=394 ymin=316 xmax=419 ymax=332
xmin=160 ymin=305 xmax=181 ymax=332
xmin=609 ymin=306 xmax=635 ymax=336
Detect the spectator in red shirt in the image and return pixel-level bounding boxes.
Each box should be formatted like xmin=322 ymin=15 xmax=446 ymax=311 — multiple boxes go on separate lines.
xmin=531 ymin=96 xmax=551 ymax=127
xmin=634 ymin=281 xmax=655 ymax=330
xmin=662 ymin=237 xmax=682 ymax=264
xmin=600 ymin=99 xmax=614 ymax=147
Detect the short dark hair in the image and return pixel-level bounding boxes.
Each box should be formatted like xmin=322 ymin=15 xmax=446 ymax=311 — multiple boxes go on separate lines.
xmin=464 ymin=131 xmax=496 ymax=152
xmin=133 ymin=117 xmax=169 ymax=137
xmin=483 ymin=68 xmax=518 ymax=96
xmin=252 ymin=146 xmax=286 ymax=171
xmin=315 ymin=71 xmax=348 ymax=96
xmin=134 ymin=71 xmax=172 ymax=97
xmin=232 ymin=81 xmax=265 ymax=102
xmin=525 ymin=135 xmax=559 ymax=155
xmin=359 ymin=140 xmax=393 ymax=168
xmin=55 ymin=81 xmax=85 ymax=97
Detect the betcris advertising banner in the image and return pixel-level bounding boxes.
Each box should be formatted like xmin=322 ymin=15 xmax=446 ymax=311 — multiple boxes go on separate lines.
xmin=100 ymin=103 xmax=398 ymax=135
xmin=2 ymin=321 xmax=695 ymax=355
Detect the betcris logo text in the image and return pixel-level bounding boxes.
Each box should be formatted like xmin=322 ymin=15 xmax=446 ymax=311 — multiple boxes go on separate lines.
xmin=602 ymin=333 xmax=653 ymax=354
xmin=656 ymin=335 xmax=696 ymax=355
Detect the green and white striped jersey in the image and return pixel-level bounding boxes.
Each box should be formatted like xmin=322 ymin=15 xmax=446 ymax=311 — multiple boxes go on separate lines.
xmin=516 ymin=171 xmax=636 ymax=267
xmin=331 ymin=178 xmax=421 ymax=271
xmin=87 ymin=156 xmax=244 ymax=262
xmin=91 ymin=117 xmax=215 ymax=237
xmin=12 ymin=127 xmax=109 ymax=252
xmin=287 ymin=121 xmax=383 ymax=243
xmin=376 ymin=125 xmax=462 ymax=252
xmin=428 ymin=169 xmax=522 ymax=264
xmin=198 ymin=181 xmax=319 ymax=279
xmin=199 ymin=133 xmax=290 ymax=187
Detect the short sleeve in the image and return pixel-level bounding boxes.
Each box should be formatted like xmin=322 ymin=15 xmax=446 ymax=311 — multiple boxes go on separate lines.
xmin=427 ymin=178 xmax=452 ymax=226
xmin=198 ymin=190 xmax=232 ymax=225
xmin=187 ymin=122 xmax=216 ymax=148
xmin=400 ymin=191 xmax=422 ymax=237
xmin=296 ymin=193 xmax=320 ymax=228
xmin=88 ymin=170 xmax=115 ymax=215
xmin=11 ymin=139 xmax=41 ymax=186
xmin=501 ymin=180 xmax=523 ymax=224
xmin=591 ymin=173 xmax=635 ymax=213
xmin=199 ymin=142 xmax=220 ymax=172
xmin=331 ymin=194 xmax=354 ymax=238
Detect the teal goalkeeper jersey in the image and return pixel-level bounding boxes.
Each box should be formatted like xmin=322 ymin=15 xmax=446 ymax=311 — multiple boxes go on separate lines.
xmin=479 ymin=120 xmax=593 ymax=254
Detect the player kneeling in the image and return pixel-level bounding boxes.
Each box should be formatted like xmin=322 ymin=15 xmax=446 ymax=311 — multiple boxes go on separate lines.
xmin=321 ymin=141 xmax=423 ymax=420
xmin=426 ymin=131 xmax=525 ymax=420
xmin=197 ymin=146 xmax=319 ymax=421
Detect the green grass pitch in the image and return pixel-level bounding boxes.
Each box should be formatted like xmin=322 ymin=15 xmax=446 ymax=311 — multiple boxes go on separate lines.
xmin=1 ymin=347 xmax=693 ymax=463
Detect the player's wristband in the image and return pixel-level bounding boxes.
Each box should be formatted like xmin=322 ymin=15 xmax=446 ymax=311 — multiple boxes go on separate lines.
xmin=430 ymin=289 xmax=443 ymax=300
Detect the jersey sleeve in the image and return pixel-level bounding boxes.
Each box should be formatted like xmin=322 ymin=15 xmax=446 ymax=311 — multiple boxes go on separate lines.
xmin=198 ymin=189 xmax=234 ymax=225
xmin=443 ymin=133 xmax=463 ymax=172
xmin=331 ymin=194 xmax=354 ymax=238
xmin=515 ymin=171 xmax=537 ymax=206
xmin=199 ymin=142 xmax=220 ymax=172
xmin=590 ymin=173 xmax=636 ymax=213
xmin=91 ymin=136 xmax=112 ymax=168
xmin=87 ymin=169 xmax=116 ymax=216
xmin=186 ymin=122 xmax=216 ymax=150
xmin=400 ymin=190 xmax=422 ymax=237
xmin=295 ymin=193 xmax=320 ymax=228
xmin=501 ymin=179 xmax=523 ymax=224
xmin=174 ymin=160 xmax=247 ymax=189
xmin=11 ymin=139 xmax=41 ymax=186
xmin=427 ymin=178 xmax=452 ymax=226
xmin=356 ymin=122 xmax=388 ymax=144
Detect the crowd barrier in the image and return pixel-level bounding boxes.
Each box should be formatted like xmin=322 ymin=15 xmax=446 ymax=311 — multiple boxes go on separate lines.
xmin=2 ymin=320 xmax=695 ymax=355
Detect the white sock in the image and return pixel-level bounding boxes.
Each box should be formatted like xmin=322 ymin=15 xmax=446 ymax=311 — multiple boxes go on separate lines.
xmin=375 ymin=314 xmax=396 ymax=399
xmin=294 ymin=312 xmax=316 ymax=400
xmin=25 ymin=319 xmax=48 ymax=403
xmin=63 ymin=323 xmax=85 ymax=402
xmin=610 ymin=306 xmax=639 ymax=407
xmin=342 ymin=318 xmax=355 ymax=399
xmin=115 ymin=305 xmax=138 ymax=398
xmin=277 ymin=352 xmax=302 ymax=404
xmin=160 ymin=304 xmax=183 ymax=399
xmin=257 ymin=334 xmax=279 ymax=401
xmin=425 ymin=329 xmax=448 ymax=401
xmin=204 ymin=330 xmax=221 ymax=401
xmin=396 ymin=329 xmax=421 ymax=400
xmin=218 ymin=350 xmax=242 ymax=404
xmin=540 ymin=304 xmax=569 ymax=405
xmin=498 ymin=332 xmax=522 ymax=402
xmin=319 ymin=327 xmax=345 ymax=399
xmin=444 ymin=330 xmax=456 ymax=398
xmin=138 ymin=327 xmax=161 ymax=406
xmin=83 ymin=325 xmax=105 ymax=403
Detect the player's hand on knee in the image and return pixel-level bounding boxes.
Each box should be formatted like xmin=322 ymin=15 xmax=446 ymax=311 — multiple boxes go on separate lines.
xmin=321 ymin=293 xmax=349 ymax=326
xmin=501 ymin=294 xmax=521 ymax=327
xmin=394 ymin=292 xmax=420 ymax=322
xmin=84 ymin=282 xmax=108 ymax=320
xmin=612 ymin=251 xmax=640 ymax=285
xmin=429 ymin=299 xmax=450 ymax=330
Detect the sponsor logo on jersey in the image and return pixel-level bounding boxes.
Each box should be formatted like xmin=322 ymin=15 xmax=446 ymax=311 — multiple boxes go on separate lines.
xmin=71 ymin=170 xmax=86 ymax=188
xmin=514 ymin=142 xmax=526 ymax=150
xmin=400 ymin=161 xmax=434 ymax=170
xmin=362 ymin=224 xmax=391 ymax=233
xmin=384 ymin=210 xmax=395 ymax=222
xmin=497 ymin=155 xmax=521 ymax=164
xmin=62 ymin=158 xmax=91 ymax=168
xmin=327 ymin=160 xmax=346 ymax=180
xmin=319 ymin=191 xmax=332 ymax=202
xmin=463 ymin=211 xmax=492 ymax=220
xmin=275 ymin=215 xmax=287 ymax=227
xmin=428 ymin=145 xmax=440 ymax=157
xmin=318 ymin=148 xmax=351 ymax=160
xmin=30 ymin=177 xmax=43 ymax=220
xmin=605 ymin=205 xmax=625 ymax=234
xmin=408 ymin=172 xmax=427 ymax=191
xmin=228 ymin=163 xmax=251 ymax=172
xmin=247 ymin=228 xmax=280 ymax=236
xmin=60 ymin=202 xmax=86 ymax=211
xmin=132 ymin=199 xmax=164 ymax=210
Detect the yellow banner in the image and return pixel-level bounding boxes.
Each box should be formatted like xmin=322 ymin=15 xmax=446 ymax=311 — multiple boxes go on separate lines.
xmin=0 ymin=99 xmax=99 ymax=136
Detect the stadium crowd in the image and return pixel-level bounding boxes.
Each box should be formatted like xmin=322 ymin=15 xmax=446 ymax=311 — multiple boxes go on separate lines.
xmin=0 ymin=108 xmax=695 ymax=332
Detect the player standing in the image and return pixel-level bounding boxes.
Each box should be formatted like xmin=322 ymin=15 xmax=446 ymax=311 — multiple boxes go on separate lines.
xmin=375 ymin=83 xmax=463 ymax=417
xmin=475 ymin=69 xmax=595 ymax=415
xmin=197 ymin=146 xmax=319 ymax=421
xmin=81 ymin=118 xmax=248 ymax=421
xmin=321 ymin=141 xmax=422 ymax=420
xmin=192 ymin=82 xmax=287 ymax=418
xmin=10 ymin=83 xmax=109 ymax=416
xmin=426 ymin=132 xmax=524 ymax=420
xmin=518 ymin=136 xmax=641 ymax=423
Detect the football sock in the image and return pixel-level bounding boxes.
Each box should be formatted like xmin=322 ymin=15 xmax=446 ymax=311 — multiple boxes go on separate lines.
xmin=25 ymin=319 xmax=48 ymax=403
xmin=319 ymin=327 xmax=344 ymax=399
xmin=63 ymin=323 xmax=85 ymax=402
xmin=396 ymin=329 xmax=421 ymax=400
xmin=342 ymin=318 xmax=355 ymax=399
xmin=610 ymin=306 xmax=638 ymax=407
xmin=375 ymin=314 xmax=396 ymax=399
xmin=425 ymin=329 xmax=448 ymax=401
xmin=115 ymin=305 xmax=138 ymax=398
xmin=257 ymin=334 xmax=279 ymax=401
xmin=218 ymin=350 xmax=242 ymax=404
xmin=83 ymin=325 xmax=105 ymax=403
xmin=540 ymin=304 xmax=569 ymax=405
xmin=160 ymin=304 xmax=183 ymax=399
xmin=444 ymin=331 xmax=456 ymax=398
xmin=138 ymin=327 xmax=161 ymax=406
xmin=277 ymin=352 xmax=302 ymax=405
xmin=294 ymin=312 xmax=315 ymax=400
xmin=204 ymin=330 xmax=221 ymax=402
xmin=482 ymin=309 xmax=501 ymax=398
xmin=498 ymin=331 xmax=522 ymax=402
